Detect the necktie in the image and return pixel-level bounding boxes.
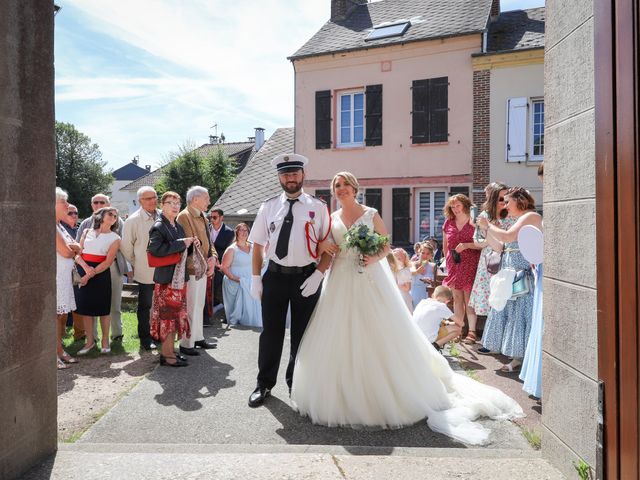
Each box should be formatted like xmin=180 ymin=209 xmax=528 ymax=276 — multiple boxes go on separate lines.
xmin=275 ymin=199 xmax=297 ymax=259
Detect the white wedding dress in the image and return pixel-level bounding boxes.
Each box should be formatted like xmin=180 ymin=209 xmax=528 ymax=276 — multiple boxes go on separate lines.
xmin=291 ymin=207 xmax=523 ymax=445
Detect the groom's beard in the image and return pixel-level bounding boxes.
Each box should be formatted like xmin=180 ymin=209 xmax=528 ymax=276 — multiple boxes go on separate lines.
xmin=280 ymin=180 xmax=303 ymax=195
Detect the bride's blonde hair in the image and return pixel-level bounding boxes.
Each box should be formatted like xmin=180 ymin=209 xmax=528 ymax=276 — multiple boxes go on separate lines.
xmin=331 ymin=171 xmax=360 ymax=197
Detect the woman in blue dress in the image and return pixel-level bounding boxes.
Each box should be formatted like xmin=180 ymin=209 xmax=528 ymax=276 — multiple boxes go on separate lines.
xmin=220 ymin=223 xmax=262 ymax=327
xmin=477 ymin=187 xmax=542 ymax=373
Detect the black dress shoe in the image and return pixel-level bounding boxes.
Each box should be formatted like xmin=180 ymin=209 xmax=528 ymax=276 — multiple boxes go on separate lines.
xmin=179 ymin=346 xmax=200 ymax=356
xmin=248 ymin=386 xmax=271 ymax=408
xmin=174 ymin=352 xmax=188 ymax=361
xmin=194 ymin=339 xmax=217 ymax=349
xmin=160 ymin=355 xmax=188 ymax=367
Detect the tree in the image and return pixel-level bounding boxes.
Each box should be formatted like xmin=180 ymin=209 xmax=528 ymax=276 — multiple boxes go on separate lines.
xmin=203 ymin=146 xmax=238 ymax=204
xmin=55 ymin=121 xmax=113 ymax=217
xmin=156 ymin=143 xmax=238 ymax=205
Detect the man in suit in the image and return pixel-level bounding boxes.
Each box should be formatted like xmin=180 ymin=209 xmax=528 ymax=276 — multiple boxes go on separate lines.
xmin=205 ymin=208 xmax=235 ymax=324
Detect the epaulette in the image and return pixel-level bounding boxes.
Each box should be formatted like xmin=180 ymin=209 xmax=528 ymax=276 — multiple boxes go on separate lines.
xmin=311 ymin=195 xmax=327 ymax=204
xmin=264 ymin=194 xmax=281 ymax=203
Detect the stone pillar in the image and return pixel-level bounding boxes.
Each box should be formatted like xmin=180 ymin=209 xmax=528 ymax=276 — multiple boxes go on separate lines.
xmin=542 ymin=1 xmax=597 ymax=478
xmin=0 ymin=1 xmax=57 ymax=479
xmin=472 ymin=69 xmax=491 ymax=205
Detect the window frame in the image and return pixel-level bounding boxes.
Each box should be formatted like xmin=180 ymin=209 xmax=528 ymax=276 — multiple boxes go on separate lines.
xmin=529 ymin=97 xmax=545 ymax=162
xmin=337 ymin=89 xmax=365 ymax=148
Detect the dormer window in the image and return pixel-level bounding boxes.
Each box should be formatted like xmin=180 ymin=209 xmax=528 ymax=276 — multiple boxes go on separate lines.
xmin=365 ymin=21 xmax=410 ymax=41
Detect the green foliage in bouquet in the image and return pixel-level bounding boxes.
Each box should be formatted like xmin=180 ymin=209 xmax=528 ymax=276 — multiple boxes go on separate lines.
xmin=344 ymin=223 xmax=389 ymax=256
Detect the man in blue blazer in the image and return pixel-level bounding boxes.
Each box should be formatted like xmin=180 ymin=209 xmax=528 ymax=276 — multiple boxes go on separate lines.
xmin=205 ymin=208 xmax=235 ymax=324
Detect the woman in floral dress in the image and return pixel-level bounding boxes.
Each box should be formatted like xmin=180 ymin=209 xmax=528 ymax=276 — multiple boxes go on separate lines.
xmin=477 ymin=187 xmax=543 ymax=372
xmin=467 ymin=183 xmax=514 ymax=344
xmin=441 ymin=194 xmax=483 ymax=339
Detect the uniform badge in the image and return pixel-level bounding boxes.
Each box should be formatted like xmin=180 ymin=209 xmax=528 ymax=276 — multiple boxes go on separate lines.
xmin=269 ymin=222 xmax=276 ymax=233
xmin=308 ymin=211 xmax=315 ymax=225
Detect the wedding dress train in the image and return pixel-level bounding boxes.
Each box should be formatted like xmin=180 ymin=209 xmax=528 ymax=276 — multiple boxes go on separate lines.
xmin=291 ymin=207 xmax=523 ymax=445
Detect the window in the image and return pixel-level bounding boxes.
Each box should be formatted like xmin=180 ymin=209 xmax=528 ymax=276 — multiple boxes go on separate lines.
xmin=506 ymin=97 xmax=545 ymax=162
xmin=366 ymin=21 xmax=410 ymax=41
xmin=411 ymin=77 xmax=448 ymax=144
xmin=364 ymin=188 xmax=382 ymax=215
xmin=315 ymin=189 xmax=332 ymax=211
xmin=315 ymin=85 xmax=383 ymax=150
xmin=415 ymin=190 xmax=447 ymax=243
xmin=392 ymin=188 xmax=411 ymax=245
xmin=338 ymin=91 xmax=365 ymax=147
xmin=530 ymin=99 xmax=544 ymax=161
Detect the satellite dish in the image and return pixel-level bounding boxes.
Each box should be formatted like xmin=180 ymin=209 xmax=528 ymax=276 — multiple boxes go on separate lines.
xmin=518 ymin=225 xmax=543 ymax=265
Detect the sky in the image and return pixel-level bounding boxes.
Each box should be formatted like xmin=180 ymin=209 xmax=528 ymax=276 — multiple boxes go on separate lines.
xmin=54 ymin=0 xmax=545 ymax=171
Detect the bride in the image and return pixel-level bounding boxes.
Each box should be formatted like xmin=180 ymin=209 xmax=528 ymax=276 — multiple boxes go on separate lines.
xmin=290 ymin=172 xmax=523 ymax=445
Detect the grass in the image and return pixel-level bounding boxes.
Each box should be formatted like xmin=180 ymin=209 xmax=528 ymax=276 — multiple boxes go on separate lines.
xmin=63 ymin=311 xmax=143 ymax=357
xmin=573 ymin=459 xmax=593 ymax=480
xmin=521 ymin=426 xmax=541 ymax=450
xmin=446 ymin=342 xmax=482 ymax=382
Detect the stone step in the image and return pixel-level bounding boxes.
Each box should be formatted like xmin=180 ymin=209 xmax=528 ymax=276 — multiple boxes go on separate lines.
xmin=22 ymin=444 xmax=566 ymax=480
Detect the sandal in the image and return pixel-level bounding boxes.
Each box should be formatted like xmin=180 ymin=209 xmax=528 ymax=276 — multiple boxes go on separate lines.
xmin=60 ymin=351 xmax=78 ymax=364
xmin=77 ymin=342 xmax=96 ymax=355
xmin=57 ymin=358 xmax=68 ymax=370
xmin=499 ymin=361 xmax=522 ymax=373
xmin=463 ymin=331 xmax=477 ymax=345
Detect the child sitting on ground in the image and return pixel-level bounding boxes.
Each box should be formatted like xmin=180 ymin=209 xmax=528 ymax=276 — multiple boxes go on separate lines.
xmin=412 ymin=285 xmax=462 ymax=352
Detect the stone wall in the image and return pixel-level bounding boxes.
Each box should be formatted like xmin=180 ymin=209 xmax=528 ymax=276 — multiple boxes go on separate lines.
xmin=0 ymin=1 xmax=57 ymax=479
xmin=542 ymin=0 xmax=597 ymax=478
xmin=472 ymin=69 xmax=491 ymax=205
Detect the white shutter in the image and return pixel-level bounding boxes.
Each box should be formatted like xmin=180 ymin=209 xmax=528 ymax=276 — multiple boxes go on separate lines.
xmin=506 ymin=97 xmax=528 ymax=162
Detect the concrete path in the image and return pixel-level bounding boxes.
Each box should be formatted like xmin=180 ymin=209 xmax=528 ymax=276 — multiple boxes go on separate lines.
xmin=23 ymin=323 xmax=565 ymax=479
xmin=77 ymin=323 xmax=529 ymax=449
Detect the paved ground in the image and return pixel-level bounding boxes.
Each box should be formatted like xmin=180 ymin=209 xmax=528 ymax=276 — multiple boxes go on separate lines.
xmin=76 ymin=323 xmax=530 ymax=449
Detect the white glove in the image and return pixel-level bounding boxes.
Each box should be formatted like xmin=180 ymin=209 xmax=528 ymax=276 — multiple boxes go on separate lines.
xmin=250 ymin=275 xmax=263 ymax=300
xmin=300 ymin=269 xmax=325 ymax=297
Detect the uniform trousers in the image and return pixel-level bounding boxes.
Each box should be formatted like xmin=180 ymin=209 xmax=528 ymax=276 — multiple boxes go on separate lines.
xmin=181 ymin=275 xmax=207 ymax=348
xmin=257 ymin=267 xmax=321 ymax=390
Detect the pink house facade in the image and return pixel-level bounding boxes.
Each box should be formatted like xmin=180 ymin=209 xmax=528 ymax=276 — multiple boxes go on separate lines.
xmin=290 ymin=0 xmax=500 ymax=245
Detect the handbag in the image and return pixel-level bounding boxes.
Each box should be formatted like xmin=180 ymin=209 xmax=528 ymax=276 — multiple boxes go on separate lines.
xmin=147 ymin=251 xmax=181 ymax=268
xmin=485 ymin=247 xmax=504 ymax=275
xmin=511 ymin=270 xmax=532 ymax=298
xmin=72 ymin=265 xmax=82 ymax=286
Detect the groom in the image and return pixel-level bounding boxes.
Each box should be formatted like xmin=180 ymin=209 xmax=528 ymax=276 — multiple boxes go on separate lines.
xmin=248 ymin=153 xmax=332 ymax=407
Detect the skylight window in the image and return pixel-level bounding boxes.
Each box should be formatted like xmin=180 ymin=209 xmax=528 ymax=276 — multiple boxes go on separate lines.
xmin=365 ymin=21 xmax=410 ymax=41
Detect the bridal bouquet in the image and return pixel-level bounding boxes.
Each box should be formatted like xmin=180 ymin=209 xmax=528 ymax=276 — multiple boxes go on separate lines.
xmin=343 ymin=224 xmax=389 ymax=273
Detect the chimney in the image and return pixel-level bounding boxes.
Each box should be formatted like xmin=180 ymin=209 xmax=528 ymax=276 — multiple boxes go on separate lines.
xmin=490 ymin=0 xmax=500 ymax=20
xmin=145 ymin=165 xmax=151 ymax=171
xmin=132 ymin=155 xmax=139 ymax=165
xmin=209 ymin=135 xmax=219 ymax=144
xmin=254 ymin=127 xmax=265 ymax=150
xmin=331 ymin=0 xmax=367 ymax=22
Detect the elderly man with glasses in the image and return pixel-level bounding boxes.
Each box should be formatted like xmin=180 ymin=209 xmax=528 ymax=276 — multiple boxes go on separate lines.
xmin=76 ymin=193 xmax=129 ymax=343
xmin=121 ymin=186 xmax=161 ymax=350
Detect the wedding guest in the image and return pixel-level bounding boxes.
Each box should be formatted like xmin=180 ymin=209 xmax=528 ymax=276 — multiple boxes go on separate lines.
xmin=412 ymin=285 xmax=462 ymax=352
xmin=466 ymin=182 xmax=514 ymax=344
xmin=148 ymin=191 xmax=196 ymax=367
xmin=61 ymin=203 xmax=85 ymax=341
xmin=221 ymin=223 xmax=262 ymax=327
xmin=519 ymin=165 xmax=544 ymax=397
xmin=393 ymin=247 xmax=413 ymax=312
xmin=76 ymin=207 xmax=121 ymax=355
xmin=121 ymin=186 xmax=160 ymax=350
xmin=478 ymin=187 xmax=542 ymax=372
xmin=55 ymin=188 xmax=81 ymax=369
xmin=76 ymin=193 xmax=128 ymax=342
xmin=205 ymin=208 xmax=234 ymax=324
xmin=176 ymin=186 xmax=218 ymax=356
xmin=411 ymin=242 xmax=423 ymax=262
xmin=427 ymin=236 xmax=443 ymax=266
xmin=410 ymin=242 xmax=436 ymax=307
xmin=441 ymin=194 xmax=482 ymax=339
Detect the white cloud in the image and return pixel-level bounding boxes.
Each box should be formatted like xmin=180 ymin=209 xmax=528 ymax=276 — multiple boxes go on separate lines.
xmin=55 ymin=0 xmax=326 ymax=168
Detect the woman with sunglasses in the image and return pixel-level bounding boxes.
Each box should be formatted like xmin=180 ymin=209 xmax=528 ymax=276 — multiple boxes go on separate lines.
xmin=466 ymin=182 xmax=513 ymax=344
xmin=75 ymin=207 xmax=121 ymax=355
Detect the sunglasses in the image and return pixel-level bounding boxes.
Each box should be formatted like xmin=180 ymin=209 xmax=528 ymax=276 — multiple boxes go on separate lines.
xmin=498 ymin=197 xmax=505 ymax=202
xmin=68 ymin=212 xmax=79 ymax=216
xmin=105 ymin=212 xmax=118 ymax=218
xmin=210 ymin=216 xmax=220 ymax=220
xmin=92 ymin=200 xmax=107 ymax=205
